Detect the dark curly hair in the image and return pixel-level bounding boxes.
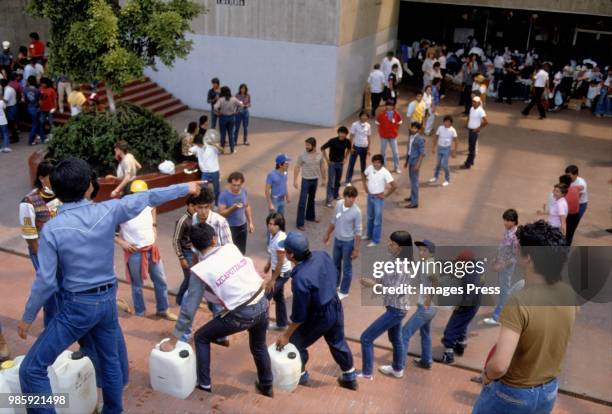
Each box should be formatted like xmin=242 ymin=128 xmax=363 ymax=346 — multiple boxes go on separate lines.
xmin=516 ymin=220 xmax=568 ymax=284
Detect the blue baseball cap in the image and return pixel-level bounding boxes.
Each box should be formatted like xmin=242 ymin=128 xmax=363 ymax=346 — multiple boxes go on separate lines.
xmin=275 ymin=154 xmax=291 ymax=165
xmin=279 ymin=231 xmax=309 ymax=255
xmin=415 ymin=239 xmax=436 ymax=254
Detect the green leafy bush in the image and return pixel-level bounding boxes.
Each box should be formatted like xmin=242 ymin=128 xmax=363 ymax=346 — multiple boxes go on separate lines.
xmin=46 ymin=102 xmax=180 ymax=176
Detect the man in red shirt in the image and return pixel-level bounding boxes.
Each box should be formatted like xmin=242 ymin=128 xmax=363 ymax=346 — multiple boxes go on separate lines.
xmin=28 ymin=32 xmax=45 ymax=62
xmin=559 ymin=174 xmax=580 ymax=245
xmin=38 ymin=78 xmax=57 ymax=143
xmin=375 ymin=100 xmax=402 ymax=173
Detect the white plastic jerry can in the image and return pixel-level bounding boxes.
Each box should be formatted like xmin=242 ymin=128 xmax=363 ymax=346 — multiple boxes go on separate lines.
xmin=268 ymin=343 xmax=301 ymax=392
xmin=149 ymin=338 xmax=197 ymax=399
xmin=0 ymin=356 xmax=26 ymax=414
xmin=48 ymin=350 xmax=98 ymax=414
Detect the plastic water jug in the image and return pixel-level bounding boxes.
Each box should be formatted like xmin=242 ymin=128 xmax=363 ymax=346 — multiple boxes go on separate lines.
xmin=0 ymin=357 xmax=26 ymax=414
xmin=0 ymin=362 xmax=21 ymax=414
xmin=149 ymin=338 xmax=197 ymax=399
xmin=268 ymin=343 xmax=301 ymax=392
xmin=48 ymin=350 xmax=98 ymax=414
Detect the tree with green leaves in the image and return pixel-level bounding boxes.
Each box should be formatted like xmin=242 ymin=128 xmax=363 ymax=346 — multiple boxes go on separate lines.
xmin=28 ymin=0 xmax=204 ymax=110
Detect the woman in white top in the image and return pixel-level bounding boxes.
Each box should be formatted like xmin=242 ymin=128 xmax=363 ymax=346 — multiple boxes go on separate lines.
xmin=264 ymin=212 xmax=292 ymax=330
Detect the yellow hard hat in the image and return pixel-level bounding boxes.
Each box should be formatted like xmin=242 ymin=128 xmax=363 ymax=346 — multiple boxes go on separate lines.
xmin=129 ymin=179 xmax=148 ymax=193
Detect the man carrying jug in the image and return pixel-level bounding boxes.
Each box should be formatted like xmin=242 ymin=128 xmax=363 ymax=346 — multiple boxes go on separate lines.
xmin=160 ymin=223 xmax=274 ymax=397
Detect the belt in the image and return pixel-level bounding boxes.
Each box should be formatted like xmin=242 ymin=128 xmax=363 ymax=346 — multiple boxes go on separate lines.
xmin=75 ymin=283 xmax=115 ymax=295
xmin=220 ymin=286 xmax=265 ymax=318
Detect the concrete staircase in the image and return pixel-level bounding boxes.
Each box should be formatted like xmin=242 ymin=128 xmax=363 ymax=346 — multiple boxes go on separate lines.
xmin=54 ymin=77 xmax=188 ymax=125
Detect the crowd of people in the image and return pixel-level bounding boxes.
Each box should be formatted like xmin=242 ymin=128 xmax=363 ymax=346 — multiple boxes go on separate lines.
xmin=0 ymin=31 xmax=598 ymax=414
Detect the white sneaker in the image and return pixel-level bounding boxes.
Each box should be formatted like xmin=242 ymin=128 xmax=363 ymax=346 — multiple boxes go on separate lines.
xmin=366 ymin=242 xmax=378 ymax=248
xmin=346 ymin=182 xmax=352 ymax=187
xmin=337 ymin=292 xmax=349 ymax=301
xmin=378 ymin=365 xmax=404 ymax=378
xmin=269 ymin=322 xmax=287 ymax=331
xmin=428 ymin=177 xmax=437 ymax=183
xmin=357 ymin=372 xmax=374 ymax=380
xmin=483 ymin=317 xmax=500 ymax=326
xmin=394 ymin=169 xmax=401 ymax=174
xmin=361 ymin=235 xmax=370 ymax=241
xmin=442 ymin=181 xmax=449 ymax=187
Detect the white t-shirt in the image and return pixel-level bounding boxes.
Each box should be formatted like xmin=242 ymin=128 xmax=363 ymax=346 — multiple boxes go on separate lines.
xmin=548 ymin=198 xmax=568 ymax=228
xmin=350 ymin=121 xmax=371 ymax=148
xmin=3 ymin=85 xmax=16 ymax=107
xmin=120 ymin=207 xmax=155 ymax=248
xmin=364 ymin=165 xmax=393 ymax=194
xmin=436 ymin=126 xmax=457 ymax=147
xmin=381 ymin=57 xmax=402 ymax=82
xmin=190 ymin=144 xmax=219 ymax=173
xmin=268 ymin=231 xmax=292 ymax=275
xmin=534 ymin=69 xmax=549 ymax=88
xmin=367 ymin=70 xmax=386 ymax=94
xmin=494 ymin=55 xmax=505 ymax=69
xmin=0 ymin=100 xmax=6 ymax=125
xmin=192 ymin=243 xmax=264 ymax=311
xmin=438 ymin=55 xmax=447 ymax=69
xmin=572 ymin=177 xmax=588 ymax=204
xmin=468 ymin=106 xmax=487 ymax=130
xmin=117 ymin=153 xmax=138 ymax=179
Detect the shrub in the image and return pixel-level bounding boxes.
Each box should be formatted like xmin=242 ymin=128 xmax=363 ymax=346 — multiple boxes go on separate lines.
xmin=46 ymin=102 xmax=180 ymax=176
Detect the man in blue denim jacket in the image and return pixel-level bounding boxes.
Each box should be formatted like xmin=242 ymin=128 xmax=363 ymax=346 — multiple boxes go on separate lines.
xmin=17 ymin=157 xmax=204 ymax=414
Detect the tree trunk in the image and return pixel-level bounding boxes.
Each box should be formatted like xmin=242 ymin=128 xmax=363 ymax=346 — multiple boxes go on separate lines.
xmin=106 ymin=86 xmax=117 ymax=113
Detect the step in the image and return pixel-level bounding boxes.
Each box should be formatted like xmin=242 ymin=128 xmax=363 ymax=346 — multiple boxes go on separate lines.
xmin=147 ymin=97 xmax=183 ymax=113
xmin=126 ymin=92 xmax=174 ymax=108
xmin=118 ymin=88 xmax=169 ymax=105
xmin=116 ymin=81 xmax=157 ymax=99
xmin=157 ymin=102 xmax=189 ymax=118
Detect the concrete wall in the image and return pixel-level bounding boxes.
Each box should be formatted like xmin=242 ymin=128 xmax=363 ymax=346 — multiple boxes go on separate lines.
xmin=191 ymin=0 xmax=339 ymax=45
xmin=145 ymin=34 xmax=338 ymax=126
xmin=339 ymin=0 xmax=400 ymax=46
xmin=405 ymin=0 xmax=612 ymax=16
xmin=0 ymin=0 xmax=50 ymax=53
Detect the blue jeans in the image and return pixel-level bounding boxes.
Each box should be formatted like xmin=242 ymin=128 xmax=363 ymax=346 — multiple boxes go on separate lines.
xmin=380 ymin=138 xmax=399 ymax=170
xmin=409 ymin=162 xmax=420 ymax=206
xmin=270 ymin=196 xmax=286 ymax=216
xmin=594 ymin=87 xmax=611 ymax=116
xmin=266 ymin=274 xmax=290 ymax=327
xmin=334 ymin=238 xmax=355 ymax=294
xmin=201 ymin=171 xmax=220 ymax=206
xmin=39 ymin=111 xmax=53 ymax=142
xmin=219 ymin=114 xmax=236 ymax=152
xmin=296 ymin=178 xmax=317 ymax=227
xmin=209 ymin=106 xmax=217 ymax=129
xmin=366 ymin=194 xmax=384 ymax=244
xmin=401 ymin=304 xmax=437 ymax=364
xmin=578 ymin=202 xmax=588 ymax=221
xmin=235 ymin=109 xmax=249 ymax=143
xmin=361 ymin=306 xmax=407 ymax=375
xmin=0 ymin=124 xmax=8 ymax=149
xmin=441 ymin=305 xmax=480 ymax=349
xmin=492 ymin=265 xmax=514 ymax=321
xmin=127 ymin=251 xmax=170 ymax=316
xmin=176 ymin=249 xmax=194 ymax=306
xmin=20 ymin=286 xmax=123 ymax=414
xmin=27 ymin=107 xmax=41 ymax=145
xmin=193 ymin=297 xmax=272 ymax=387
xmin=434 ymin=146 xmax=451 ymax=182
xmin=465 ymin=129 xmax=479 ymax=167
xmin=29 ymin=249 xmax=59 ymax=327
xmin=346 ymin=146 xmax=368 ymax=184
xmin=290 ymin=296 xmax=354 ymax=373
xmin=326 ymin=162 xmax=344 ymax=203
xmin=472 ymin=378 xmax=559 ymax=414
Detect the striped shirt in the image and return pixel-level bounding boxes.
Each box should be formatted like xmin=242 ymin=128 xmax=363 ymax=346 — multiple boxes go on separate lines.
xmin=192 ymin=211 xmax=233 ymax=246
xmin=172 ymin=211 xmax=193 ymax=260
xmin=296 ymin=151 xmax=324 ymax=180
xmin=382 ymin=255 xmax=412 ymax=310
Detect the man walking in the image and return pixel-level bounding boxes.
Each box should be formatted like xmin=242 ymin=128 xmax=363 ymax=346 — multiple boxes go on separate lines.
xmin=276 ymin=232 xmax=359 ymax=391
xmin=18 ymin=157 xmax=203 ymax=414
xmin=404 ymin=122 xmax=426 ymax=209
xmin=375 ymin=100 xmax=403 ymax=174
xmin=266 ymin=154 xmax=291 ymax=216
xmin=461 ymin=96 xmax=488 ymax=170
xmin=322 ymin=127 xmax=352 ymax=208
xmin=362 ymin=154 xmax=397 ymax=247
xmin=522 ymin=63 xmax=549 ymax=119
xmin=345 ymin=111 xmax=371 ymax=186
xmin=367 ymin=64 xmax=386 ymax=116
xmin=381 ymin=51 xmax=402 ymax=85
xmin=206 ymin=77 xmax=221 ymax=129
xmin=218 ymin=171 xmax=255 ymax=254
xmin=294 ymin=137 xmax=326 ymax=230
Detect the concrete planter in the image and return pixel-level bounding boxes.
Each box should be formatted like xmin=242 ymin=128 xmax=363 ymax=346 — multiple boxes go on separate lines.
xmin=28 ymin=150 xmax=198 ymax=214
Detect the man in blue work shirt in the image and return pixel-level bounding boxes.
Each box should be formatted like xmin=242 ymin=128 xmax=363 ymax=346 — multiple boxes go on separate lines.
xmin=276 ymin=232 xmax=358 ymax=391
xmin=265 ymin=154 xmax=291 ymax=215
xmin=17 ymin=157 xmax=204 ymax=414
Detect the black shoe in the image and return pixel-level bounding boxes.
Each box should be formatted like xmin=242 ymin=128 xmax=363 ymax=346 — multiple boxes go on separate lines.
xmin=403 ymin=197 xmax=411 ymax=202
xmin=460 ymin=164 xmax=471 ymax=170
xmin=213 ymin=338 xmax=230 ymax=347
xmin=434 ymin=352 xmax=455 ymax=364
xmin=405 ymin=204 xmax=418 ymax=209
xmin=337 ymin=376 xmax=358 ymax=391
xmin=197 ymin=383 xmax=212 ymax=393
xmin=538 ymin=116 xmax=546 ymax=120
xmin=255 ymin=381 xmax=274 ymax=398
xmin=454 ymin=343 xmax=466 ymax=356
xmin=412 ymin=358 xmax=432 ymax=370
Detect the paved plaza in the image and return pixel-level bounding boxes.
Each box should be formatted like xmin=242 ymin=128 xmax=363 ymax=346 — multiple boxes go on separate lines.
xmin=1 ymin=89 xmax=611 ymax=413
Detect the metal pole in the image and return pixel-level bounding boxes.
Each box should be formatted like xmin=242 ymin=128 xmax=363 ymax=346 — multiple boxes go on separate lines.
xmin=483 ymin=11 xmax=490 ymax=45
xmin=526 ymin=18 xmax=532 ymax=51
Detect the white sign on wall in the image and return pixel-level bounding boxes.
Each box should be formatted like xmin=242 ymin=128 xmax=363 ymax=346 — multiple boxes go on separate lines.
xmin=217 ymin=0 xmax=245 ymax=5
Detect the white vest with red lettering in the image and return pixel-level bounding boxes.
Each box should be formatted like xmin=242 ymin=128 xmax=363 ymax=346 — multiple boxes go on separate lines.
xmin=191 ymin=244 xmax=263 ymax=310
